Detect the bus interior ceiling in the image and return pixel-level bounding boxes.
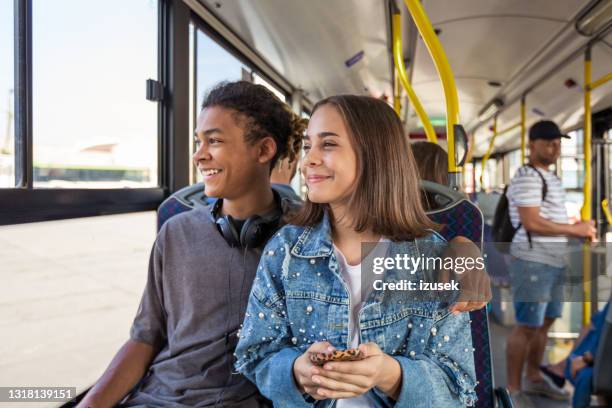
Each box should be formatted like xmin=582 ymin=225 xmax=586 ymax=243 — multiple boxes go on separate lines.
xmin=198 ymin=0 xmax=612 ymax=155
xmin=1 ymin=0 xmax=612 ymax=406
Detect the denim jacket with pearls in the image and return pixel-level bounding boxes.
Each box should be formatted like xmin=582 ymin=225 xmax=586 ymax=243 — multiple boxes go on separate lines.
xmin=235 ymin=213 xmax=477 ymax=407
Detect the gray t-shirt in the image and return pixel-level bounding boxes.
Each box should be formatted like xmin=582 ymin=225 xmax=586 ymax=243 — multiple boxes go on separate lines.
xmin=125 ymin=207 xmax=270 ymax=407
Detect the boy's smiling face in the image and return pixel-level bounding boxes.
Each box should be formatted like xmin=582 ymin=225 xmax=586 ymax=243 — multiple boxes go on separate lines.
xmin=193 ymin=106 xmax=275 ymax=200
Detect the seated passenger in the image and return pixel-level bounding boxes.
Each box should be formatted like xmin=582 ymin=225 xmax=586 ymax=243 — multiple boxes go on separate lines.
xmin=269 ymin=156 xmax=301 ymax=201
xmin=235 ymin=95 xmax=477 ymax=407
xmin=77 ymin=81 xmax=306 ymax=407
xmin=411 ymin=140 xmax=491 ymax=314
xmin=540 ymin=302 xmax=609 ymax=408
xmin=411 ymin=140 xmax=450 ymax=211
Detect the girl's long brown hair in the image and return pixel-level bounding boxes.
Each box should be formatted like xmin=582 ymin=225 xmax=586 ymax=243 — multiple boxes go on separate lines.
xmin=291 ymin=95 xmax=437 ymax=240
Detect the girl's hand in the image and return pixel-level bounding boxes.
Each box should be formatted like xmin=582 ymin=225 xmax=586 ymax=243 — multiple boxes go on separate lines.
xmin=293 ymin=341 xmax=335 ymax=400
xmin=311 ymin=343 xmax=402 ymax=400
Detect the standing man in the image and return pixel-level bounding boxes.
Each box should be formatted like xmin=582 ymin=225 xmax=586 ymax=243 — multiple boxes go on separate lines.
xmin=77 ymin=81 xmax=306 ymax=407
xmin=505 ymin=120 xmax=596 ymax=408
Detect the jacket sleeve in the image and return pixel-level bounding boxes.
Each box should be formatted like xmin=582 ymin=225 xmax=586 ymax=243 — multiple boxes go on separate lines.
xmin=373 ymin=311 xmax=477 ymax=407
xmin=234 ymin=236 xmax=312 ymax=407
xmin=373 ymin=234 xmax=477 ymax=407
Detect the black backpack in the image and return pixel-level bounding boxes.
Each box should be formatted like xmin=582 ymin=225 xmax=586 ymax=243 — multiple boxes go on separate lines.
xmin=491 ymin=164 xmax=547 ymax=252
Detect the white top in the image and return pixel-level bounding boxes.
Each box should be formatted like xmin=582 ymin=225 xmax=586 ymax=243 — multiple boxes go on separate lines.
xmin=332 ymin=239 xmax=389 ymax=408
xmin=507 ymin=165 xmax=569 ymax=267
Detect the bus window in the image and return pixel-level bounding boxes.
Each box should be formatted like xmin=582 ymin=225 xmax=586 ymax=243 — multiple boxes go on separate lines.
xmin=0 ymin=0 xmax=14 ymax=187
xmin=507 ymin=149 xmax=522 ymax=182
xmin=463 ymin=162 xmax=475 ymax=193
xmin=560 ymin=129 xmax=585 ymax=222
xmin=191 ymin=26 xmax=253 ymax=184
xmin=561 ymin=129 xmax=585 ymax=190
xmin=194 ymin=28 xmax=249 ymax=105
xmin=253 ymin=73 xmax=287 ymax=103
xmin=31 ymin=0 xmax=159 ymax=189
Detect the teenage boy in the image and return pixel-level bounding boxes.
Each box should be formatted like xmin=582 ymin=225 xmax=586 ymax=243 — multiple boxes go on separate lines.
xmin=78 ymin=81 xmax=305 ymax=407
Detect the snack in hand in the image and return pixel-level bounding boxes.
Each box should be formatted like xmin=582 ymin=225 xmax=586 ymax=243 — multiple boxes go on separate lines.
xmin=309 ymin=348 xmax=363 ymax=366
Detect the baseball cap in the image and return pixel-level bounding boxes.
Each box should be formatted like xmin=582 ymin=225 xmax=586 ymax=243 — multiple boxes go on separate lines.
xmin=529 ymin=120 xmax=570 ymax=140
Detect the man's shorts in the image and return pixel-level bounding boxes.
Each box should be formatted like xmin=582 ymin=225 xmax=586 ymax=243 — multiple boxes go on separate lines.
xmin=509 ymin=258 xmax=565 ymax=327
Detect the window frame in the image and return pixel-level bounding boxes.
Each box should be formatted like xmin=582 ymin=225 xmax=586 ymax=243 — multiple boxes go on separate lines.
xmin=188 ymin=12 xmax=296 ymax=184
xmin=190 ymin=12 xmax=291 ymax=104
xmin=0 ymin=0 xmax=177 ymax=225
xmin=1 ymin=0 xmax=304 ymax=226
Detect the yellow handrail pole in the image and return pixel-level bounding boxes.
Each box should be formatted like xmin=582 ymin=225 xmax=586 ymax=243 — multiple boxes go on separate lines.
xmin=520 ymin=96 xmax=526 ymax=165
xmin=393 ymin=68 xmax=402 ymax=116
xmin=392 ymin=12 xmax=437 ymax=143
xmin=583 ymin=49 xmax=593 ymax=222
xmin=496 ymin=122 xmax=521 ymax=137
xmin=602 ymin=199 xmax=612 ymax=225
xmin=480 ymin=116 xmax=497 ymax=190
xmin=404 ymin=0 xmax=460 ymax=174
xmin=582 ymin=47 xmax=593 ymax=325
xmin=590 ymin=72 xmax=612 ymax=90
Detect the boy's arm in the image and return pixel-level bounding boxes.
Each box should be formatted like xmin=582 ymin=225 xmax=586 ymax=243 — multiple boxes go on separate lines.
xmin=80 ymin=241 xmax=167 ymax=407
xmin=77 ymin=340 xmax=157 ymax=408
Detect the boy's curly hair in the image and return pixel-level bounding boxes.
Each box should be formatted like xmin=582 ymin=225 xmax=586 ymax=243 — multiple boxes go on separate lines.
xmin=202 ymin=81 xmax=307 ymax=170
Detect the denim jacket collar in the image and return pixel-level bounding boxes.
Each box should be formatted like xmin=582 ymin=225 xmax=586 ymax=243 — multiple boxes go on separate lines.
xmin=290 ymin=211 xmax=425 ymax=259
xmin=291 ymin=211 xmax=334 ymax=258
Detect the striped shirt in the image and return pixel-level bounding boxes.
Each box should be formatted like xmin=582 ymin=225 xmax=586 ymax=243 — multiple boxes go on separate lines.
xmin=507 ymin=165 xmax=569 ymax=267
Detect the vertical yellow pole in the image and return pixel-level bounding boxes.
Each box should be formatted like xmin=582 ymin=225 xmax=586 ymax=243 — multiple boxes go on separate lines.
xmin=393 ymin=68 xmax=401 ymax=116
xmin=404 ymin=0 xmax=459 ymax=171
xmin=392 ymin=12 xmax=437 ymax=143
xmin=582 ymin=51 xmax=593 ymax=222
xmin=520 ymin=97 xmax=526 ymax=165
xmin=582 ymin=47 xmax=592 ymax=325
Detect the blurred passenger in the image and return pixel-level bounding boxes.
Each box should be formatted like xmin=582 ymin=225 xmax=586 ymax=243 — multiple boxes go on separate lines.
xmin=270 ymin=155 xmax=301 ymax=201
xmin=541 ymin=303 xmax=609 ymax=408
xmin=505 ymin=120 xmax=596 ymax=408
xmin=411 ymin=140 xmax=491 ymax=313
xmin=236 ymin=95 xmax=477 ymax=407
xmin=411 ymin=140 xmax=448 ymax=210
xmin=78 ymin=81 xmax=307 ymax=408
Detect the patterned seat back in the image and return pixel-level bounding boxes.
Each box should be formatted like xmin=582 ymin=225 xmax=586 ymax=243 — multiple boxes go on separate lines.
xmin=157 ymin=183 xmax=211 ymax=231
xmin=427 ymin=199 xmax=494 ymax=408
xmin=156 ymin=182 xmax=300 ymax=231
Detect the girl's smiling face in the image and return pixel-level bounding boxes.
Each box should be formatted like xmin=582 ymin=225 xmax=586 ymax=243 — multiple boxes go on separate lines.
xmin=302 ymin=104 xmax=358 ymax=208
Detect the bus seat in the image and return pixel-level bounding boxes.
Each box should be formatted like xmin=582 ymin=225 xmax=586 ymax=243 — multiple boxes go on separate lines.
xmin=157 ymin=183 xmax=212 ymax=230
xmin=156 ymin=182 xmax=298 ymax=230
xmin=593 ymin=299 xmax=612 ymax=398
xmin=422 ymin=180 xmax=510 ymax=408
